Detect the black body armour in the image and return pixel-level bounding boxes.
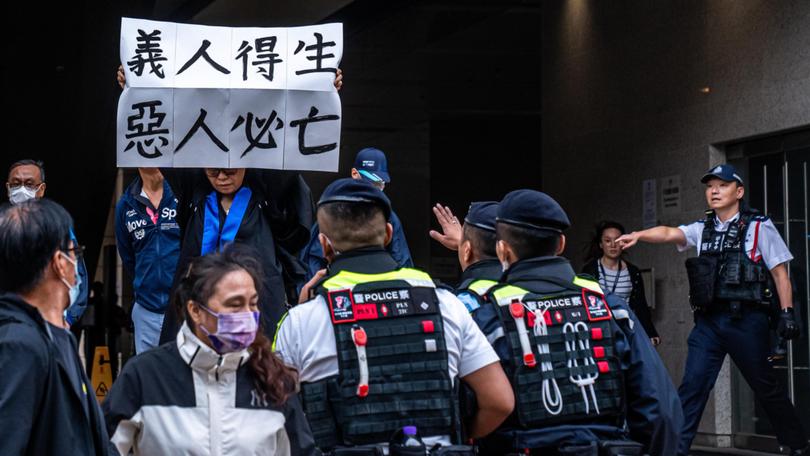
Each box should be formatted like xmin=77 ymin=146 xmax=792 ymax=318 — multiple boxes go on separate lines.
xmin=487 ymin=277 xmax=625 ymax=429
xmin=300 ymin=269 xmax=459 ymax=450
xmin=699 ymin=211 xmax=773 ymax=306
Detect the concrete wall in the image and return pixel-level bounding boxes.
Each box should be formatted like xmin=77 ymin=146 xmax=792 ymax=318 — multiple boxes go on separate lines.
xmin=542 ymin=0 xmax=810 ymax=445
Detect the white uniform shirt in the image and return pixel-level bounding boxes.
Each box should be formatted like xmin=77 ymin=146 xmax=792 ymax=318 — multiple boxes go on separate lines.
xmin=677 ymin=212 xmax=792 ymax=270
xmin=275 ymin=288 xmax=499 ymax=448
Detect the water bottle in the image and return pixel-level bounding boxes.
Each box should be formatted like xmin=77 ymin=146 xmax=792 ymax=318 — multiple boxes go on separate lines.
xmin=389 ymin=425 xmax=426 ymax=456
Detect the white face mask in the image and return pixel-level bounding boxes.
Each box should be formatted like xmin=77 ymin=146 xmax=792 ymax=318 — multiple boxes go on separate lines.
xmin=58 ymin=251 xmax=82 ymax=308
xmin=8 ymin=185 xmax=38 ymax=205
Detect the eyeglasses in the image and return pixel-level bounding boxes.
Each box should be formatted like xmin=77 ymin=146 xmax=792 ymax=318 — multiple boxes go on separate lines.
xmin=6 ymin=182 xmax=43 ymax=191
xmin=62 ymin=245 xmax=86 ymax=260
xmin=205 ymin=168 xmax=239 ymax=178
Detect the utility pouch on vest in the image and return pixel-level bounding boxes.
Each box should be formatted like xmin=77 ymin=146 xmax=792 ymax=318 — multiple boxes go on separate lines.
xmin=721 ymin=255 xmax=742 ymax=285
xmin=598 ymin=440 xmax=644 ymax=456
xmin=685 ymin=256 xmax=717 ymax=311
xmin=744 ymin=263 xmax=767 ymax=282
xmin=301 ymin=379 xmax=341 ymax=450
xmin=429 ymin=444 xmax=477 ymax=455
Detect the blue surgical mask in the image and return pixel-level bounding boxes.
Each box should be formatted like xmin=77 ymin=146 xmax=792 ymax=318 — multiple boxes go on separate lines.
xmin=59 ymin=251 xmax=81 ymax=308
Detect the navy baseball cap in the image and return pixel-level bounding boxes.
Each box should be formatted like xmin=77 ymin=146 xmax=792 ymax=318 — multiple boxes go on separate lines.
xmin=318 ymin=178 xmax=392 ymax=220
xmin=464 ymin=201 xmax=499 ymax=233
xmin=497 ymin=189 xmax=570 ymax=235
xmin=701 ymin=164 xmax=744 ymax=185
xmin=354 ymin=148 xmax=390 ymax=183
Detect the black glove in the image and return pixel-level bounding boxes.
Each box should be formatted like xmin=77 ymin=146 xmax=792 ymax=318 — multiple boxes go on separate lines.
xmin=777 ymin=307 xmax=801 ymax=340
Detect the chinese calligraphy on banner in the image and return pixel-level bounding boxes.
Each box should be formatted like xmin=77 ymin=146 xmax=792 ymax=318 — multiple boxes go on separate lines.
xmin=117 ymin=18 xmax=342 ymax=171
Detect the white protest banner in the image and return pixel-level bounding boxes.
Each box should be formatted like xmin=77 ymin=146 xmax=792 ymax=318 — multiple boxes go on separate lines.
xmin=117 ymin=17 xmax=342 ymax=170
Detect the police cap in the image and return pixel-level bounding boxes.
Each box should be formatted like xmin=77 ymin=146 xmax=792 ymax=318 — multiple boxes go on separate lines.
xmin=318 ymin=178 xmax=392 ymax=220
xmin=701 ymin=164 xmax=744 ymax=185
xmin=464 ymin=201 xmax=499 ymax=233
xmin=497 ymin=189 xmax=570 ymax=235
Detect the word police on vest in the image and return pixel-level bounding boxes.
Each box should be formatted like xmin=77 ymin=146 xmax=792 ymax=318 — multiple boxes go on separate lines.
xmin=354 ymin=289 xmax=410 ymax=304
xmin=524 ymin=295 xmax=583 ymax=310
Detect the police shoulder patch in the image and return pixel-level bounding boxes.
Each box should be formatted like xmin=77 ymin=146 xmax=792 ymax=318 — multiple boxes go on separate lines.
xmin=582 ymin=289 xmax=612 ymax=321
xmin=457 ymin=291 xmax=481 ymax=313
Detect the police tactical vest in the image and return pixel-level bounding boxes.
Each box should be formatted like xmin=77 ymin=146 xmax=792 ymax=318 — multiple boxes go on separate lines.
xmin=700 ymin=211 xmax=773 ymax=304
xmin=487 ymin=277 xmax=624 ymax=429
xmin=300 ymin=268 xmax=458 ymax=449
xmin=456 ymin=278 xmax=499 ymax=313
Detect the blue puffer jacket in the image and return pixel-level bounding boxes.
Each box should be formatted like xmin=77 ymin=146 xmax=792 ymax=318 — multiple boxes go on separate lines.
xmin=114 ymin=177 xmax=181 ymax=313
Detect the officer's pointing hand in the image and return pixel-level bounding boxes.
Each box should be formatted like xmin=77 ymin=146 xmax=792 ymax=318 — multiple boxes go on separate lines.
xmin=299 ymin=269 xmax=328 ymax=304
xmin=616 ymin=232 xmax=639 ymax=250
xmin=429 ymin=203 xmax=461 ymax=251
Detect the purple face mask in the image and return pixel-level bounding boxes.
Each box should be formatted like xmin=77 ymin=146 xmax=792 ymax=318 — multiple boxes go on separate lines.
xmin=198 ymin=305 xmax=260 ymax=353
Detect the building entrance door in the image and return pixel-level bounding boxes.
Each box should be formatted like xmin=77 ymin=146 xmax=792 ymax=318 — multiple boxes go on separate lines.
xmin=728 ymin=134 xmax=810 ymax=451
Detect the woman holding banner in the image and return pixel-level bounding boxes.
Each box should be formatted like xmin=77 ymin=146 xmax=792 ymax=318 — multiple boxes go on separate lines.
xmin=116 ymin=67 xmax=343 ymax=344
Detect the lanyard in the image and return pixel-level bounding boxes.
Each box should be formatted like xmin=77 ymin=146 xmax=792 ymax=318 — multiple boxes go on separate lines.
xmin=598 ymin=259 xmax=622 ymax=294
xmin=201 ymin=187 xmax=252 ymax=255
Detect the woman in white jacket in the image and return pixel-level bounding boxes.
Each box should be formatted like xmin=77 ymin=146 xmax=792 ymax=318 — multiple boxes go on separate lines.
xmin=103 ymin=245 xmax=318 ymax=455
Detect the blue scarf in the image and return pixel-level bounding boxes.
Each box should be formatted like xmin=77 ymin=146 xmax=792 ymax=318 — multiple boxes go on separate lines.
xmin=201 ymin=187 xmax=252 ymax=255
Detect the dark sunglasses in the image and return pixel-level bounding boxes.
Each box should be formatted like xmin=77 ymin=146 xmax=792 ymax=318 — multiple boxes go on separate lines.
xmin=205 ymin=168 xmax=239 ymax=178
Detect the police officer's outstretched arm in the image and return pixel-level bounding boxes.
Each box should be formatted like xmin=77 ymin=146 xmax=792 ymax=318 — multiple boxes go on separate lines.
xmin=617 ymin=226 xmax=687 ymax=250
xmin=610 ymin=296 xmax=683 ymax=455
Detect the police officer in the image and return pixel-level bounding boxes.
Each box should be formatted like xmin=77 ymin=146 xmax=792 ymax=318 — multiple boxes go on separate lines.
xmin=478 ymin=189 xmax=682 ymax=455
xmin=274 ymin=178 xmax=514 ymax=455
xmin=617 ymin=164 xmax=808 ymax=455
xmin=429 ymin=201 xmax=502 ymax=312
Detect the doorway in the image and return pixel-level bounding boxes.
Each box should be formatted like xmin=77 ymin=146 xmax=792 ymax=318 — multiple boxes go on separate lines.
xmin=726 ymin=129 xmax=810 ymax=451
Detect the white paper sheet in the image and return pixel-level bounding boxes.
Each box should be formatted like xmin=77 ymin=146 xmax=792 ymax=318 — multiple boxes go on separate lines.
xmin=121 ymin=18 xmax=177 ymax=88
xmin=229 ymin=28 xmax=288 ymax=90
xmin=174 ymin=23 xmax=233 ymax=89
xmin=227 ymin=89 xmax=287 ymax=169
xmin=286 ymin=23 xmax=343 ymax=92
xmin=172 ymin=89 xmax=230 ymax=168
xmin=117 ymin=19 xmax=343 ymax=170
xmin=283 ymin=90 xmax=341 ymax=171
xmin=117 ymin=87 xmax=174 ymax=167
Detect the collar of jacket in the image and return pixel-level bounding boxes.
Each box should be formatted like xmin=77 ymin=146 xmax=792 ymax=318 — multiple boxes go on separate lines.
xmin=459 ymin=259 xmax=503 ymax=285
xmin=0 ymin=292 xmax=53 ymax=339
xmin=327 ymin=246 xmax=398 ymax=275
xmin=502 ymin=256 xmax=576 ymax=285
xmin=127 ymin=175 xmax=173 ymax=211
xmin=177 ymin=322 xmax=250 ymax=377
